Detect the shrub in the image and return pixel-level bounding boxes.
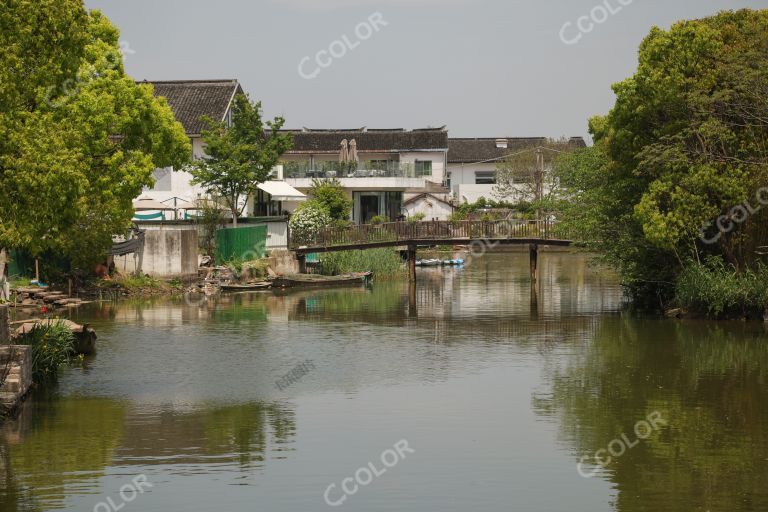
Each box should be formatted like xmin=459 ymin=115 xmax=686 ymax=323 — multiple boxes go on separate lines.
xmin=309 ymin=178 xmax=352 ymax=221
xmin=289 ymin=201 xmax=332 ymax=246
xmin=407 ymin=213 xmax=426 ymax=223
xmin=370 ymin=215 xmax=389 ymax=225
xmin=16 ymin=320 xmax=76 ymax=381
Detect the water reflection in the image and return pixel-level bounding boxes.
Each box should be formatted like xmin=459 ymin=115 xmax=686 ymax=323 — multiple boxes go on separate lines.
xmin=5 ymin=253 xmax=765 ymax=511
xmin=534 ymin=317 xmax=768 ymax=511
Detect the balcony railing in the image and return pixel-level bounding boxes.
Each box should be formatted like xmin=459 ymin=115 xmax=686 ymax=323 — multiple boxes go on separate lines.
xmin=283 ymin=161 xmax=426 ymax=179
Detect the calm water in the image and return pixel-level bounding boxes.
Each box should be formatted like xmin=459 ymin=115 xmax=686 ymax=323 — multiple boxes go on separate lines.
xmin=2 ymin=252 xmax=768 ymax=512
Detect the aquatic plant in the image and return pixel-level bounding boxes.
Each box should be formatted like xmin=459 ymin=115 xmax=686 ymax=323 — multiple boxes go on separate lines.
xmin=675 ymin=259 xmax=768 ymax=317
xmin=318 ymin=248 xmax=404 ymax=278
xmin=16 ymin=320 xmax=76 ymax=381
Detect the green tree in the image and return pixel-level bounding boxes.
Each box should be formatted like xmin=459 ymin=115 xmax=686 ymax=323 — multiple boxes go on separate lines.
xmin=494 ymin=139 xmax=573 ymax=213
xmin=0 ymin=1 xmax=191 ymax=266
xmin=309 ymin=178 xmax=352 ymax=221
xmin=189 ymin=94 xmax=293 ymax=227
xmin=560 ymin=9 xmax=768 ymax=307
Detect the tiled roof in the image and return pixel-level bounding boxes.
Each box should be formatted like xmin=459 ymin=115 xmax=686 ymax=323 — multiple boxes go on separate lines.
xmin=284 ymin=127 xmax=448 ymax=153
xmin=448 ymin=137 xmax=587 ymax=163
xmin=140 ymin=79 xmax=242 ymax=135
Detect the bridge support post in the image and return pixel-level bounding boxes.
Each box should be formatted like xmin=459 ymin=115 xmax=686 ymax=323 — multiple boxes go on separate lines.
xmin=297 ymin=254 xmax=307 ymax=274
xmin=529 ymin=243 xmax=538 ymax=283
xmin=408 ymin=280 xmax=417 ymax=318
xmin=407 ymin=244 xmax=417 ymax=282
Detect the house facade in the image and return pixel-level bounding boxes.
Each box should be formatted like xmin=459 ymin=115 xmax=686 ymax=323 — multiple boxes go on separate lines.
xmin=275 ymin=128 xmax=450 ymax=223
xmin=402 ymin=193 xmax=455 ymax=220
xmin=140 ymin=79 xmax=243 ymax=206
xmin=447 ymin=137 xmax=586 ymax=204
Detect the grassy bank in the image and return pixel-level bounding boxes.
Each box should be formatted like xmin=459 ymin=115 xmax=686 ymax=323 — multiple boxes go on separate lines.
xmin=94 ymin=274 xmax=185 ymax=297
xmin=318 ymin=248 xmax=404 ymax=278
xmin=675 ymin=261 xmax=768 ymax=318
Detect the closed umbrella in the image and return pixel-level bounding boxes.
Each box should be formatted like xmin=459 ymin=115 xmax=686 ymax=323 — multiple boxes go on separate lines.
xmin=348 ymin=139 xmax=359 ymax=164
xmin=339 ymin=139 xmax=349 ymax=163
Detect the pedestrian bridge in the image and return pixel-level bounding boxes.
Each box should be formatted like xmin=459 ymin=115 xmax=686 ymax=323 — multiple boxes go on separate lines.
xmin=289 ymin=220 xmax=574 ymax=280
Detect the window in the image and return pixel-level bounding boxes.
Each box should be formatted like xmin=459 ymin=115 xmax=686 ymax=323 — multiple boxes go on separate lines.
xmin=368 ymin=160 xmax=389 ymax=171
xmin=151 ymin=168 xmax=172 ymax=191
xmin=415 ymin=160 xmax=432 ymax=177
xmin=475 ymin=171 xmax=496 ymax=185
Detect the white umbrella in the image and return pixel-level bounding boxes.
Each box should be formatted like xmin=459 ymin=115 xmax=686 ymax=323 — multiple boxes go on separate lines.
xmin=133 ymin=197 xmax=174 ymax=211
xmin=339 ymin=139 xmax=349 ymax=163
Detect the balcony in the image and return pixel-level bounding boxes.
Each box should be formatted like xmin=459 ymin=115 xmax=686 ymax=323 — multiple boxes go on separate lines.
xmin=283 ymin=161 xmax=437 ymax=179
xmin=282 ymin=161 xmax=433 ymax=190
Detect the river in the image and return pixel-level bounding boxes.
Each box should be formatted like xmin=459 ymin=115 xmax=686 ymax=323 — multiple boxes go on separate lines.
xmin=1 ymin=252 xmax=767 ymax=512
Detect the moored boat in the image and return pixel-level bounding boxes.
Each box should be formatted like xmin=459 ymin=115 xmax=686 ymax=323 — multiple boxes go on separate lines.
xmin=272 ymin=271 xmax=373 ymax=288
xmin=221 ymin=282 xmax=272 ymax=291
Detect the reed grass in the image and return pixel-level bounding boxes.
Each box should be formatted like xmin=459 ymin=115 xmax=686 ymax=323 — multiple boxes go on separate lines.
xmin=318 ymin=248 xmax=405 ymax=278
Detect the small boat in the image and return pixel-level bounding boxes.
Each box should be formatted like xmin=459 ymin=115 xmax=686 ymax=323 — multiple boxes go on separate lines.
xmin=221 ymin=282 xmax=272 ymax=291
xmin=415 ymin=259 xmax=441 ymax=267
xmin=272 ymin=271 xmax=373 ymax=288
xmin=441 ymin=259 xmax=465 ymax=266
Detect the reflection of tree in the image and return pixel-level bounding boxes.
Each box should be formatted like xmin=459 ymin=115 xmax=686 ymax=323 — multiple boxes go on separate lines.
xmin=534 ymin=317 xmax=768 ymax=511
xmin=287 ymin=283 xmax=406 ymax=323
xmin=1 ymin=396 xmax=296 ymax=510
xmin=1 ymin=395 xmax=126 ymax=511
xmin=109 ymin=402 xmax=295 ymax=471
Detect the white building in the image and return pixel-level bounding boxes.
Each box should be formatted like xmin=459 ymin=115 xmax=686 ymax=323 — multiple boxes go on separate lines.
xmin=272 ymin=128 xmax=452 ymax=223
xmin=139 ymin=79 xmax=244 ymax=209
xmin=402 ymin=193 xmax=455 ymax=220
xmin=447 ymin=137 xmax=586 ymax=204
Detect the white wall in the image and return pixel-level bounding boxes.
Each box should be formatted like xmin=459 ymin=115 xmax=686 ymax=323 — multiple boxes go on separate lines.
xmin=403 ymin=197 xmax=454 ymax=221
xmin=141 ymin=137 xmax=207 ymax=204
xmin=448 ymin=162 xmax=543 ymax=204
xmin=448 ymin=162 xmax=497 ymax=186
xmin=399 ymin=151 xmax=446 ymax=185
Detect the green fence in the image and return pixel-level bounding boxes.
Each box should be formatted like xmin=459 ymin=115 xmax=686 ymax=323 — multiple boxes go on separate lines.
xmin=215 ymin=225 xmax=268 ymax=264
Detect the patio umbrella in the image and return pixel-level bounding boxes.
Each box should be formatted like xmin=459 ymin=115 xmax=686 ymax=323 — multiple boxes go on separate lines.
xmin=132 ymin=197 xmax=174 ymax=211
xmin=339 ymin=139 xmax=349 ymax=163
xmin=162 ymin=197 xmax=195 ymax=210
xmin=348 ymin=139 xmax=359 ymax=163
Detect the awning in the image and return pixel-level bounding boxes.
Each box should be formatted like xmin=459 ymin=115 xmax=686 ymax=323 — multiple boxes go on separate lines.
xmin=133 ymin=197 xmax=175 ymax=211
xmin=257 ymin=181 xmax=307 ymax=202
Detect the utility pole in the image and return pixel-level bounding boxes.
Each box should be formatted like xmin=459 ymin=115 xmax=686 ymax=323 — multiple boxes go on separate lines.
xmin=534 ymin=147 xmax=544 ymax=219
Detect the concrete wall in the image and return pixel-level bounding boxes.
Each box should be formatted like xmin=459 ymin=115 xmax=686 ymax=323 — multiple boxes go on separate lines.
xmin=0 ymin=345 xmax=32 ymax=413
xmin=114 ymin=223 xmax=199 ymax=279
xmin=0 ymin=304 xmax=8 ymax=343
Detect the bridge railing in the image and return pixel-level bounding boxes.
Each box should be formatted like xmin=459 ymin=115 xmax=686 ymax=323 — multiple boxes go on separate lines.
xmin=290 ymin=219 xmax=570 ymax=249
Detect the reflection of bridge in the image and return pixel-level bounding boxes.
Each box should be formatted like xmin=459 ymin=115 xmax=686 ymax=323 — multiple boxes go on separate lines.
xmin=290 ymin=220 xmax=573 ymax=280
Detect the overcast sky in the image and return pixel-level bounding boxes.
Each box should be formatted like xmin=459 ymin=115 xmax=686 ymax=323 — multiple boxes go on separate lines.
xmin=85 ymin=0 xmax=768 ymax=140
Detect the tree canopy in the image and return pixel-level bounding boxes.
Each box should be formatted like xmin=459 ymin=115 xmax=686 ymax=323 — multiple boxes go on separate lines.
xmin=309 ymin=178 xmax=352 ymax=221
xmin=557 ymin=9 xmax=768 ymax=308
xmin=189 ymin=94 xmax=293 ymax=226
xmin=0 ymin=0 xmax=191 ymax=266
